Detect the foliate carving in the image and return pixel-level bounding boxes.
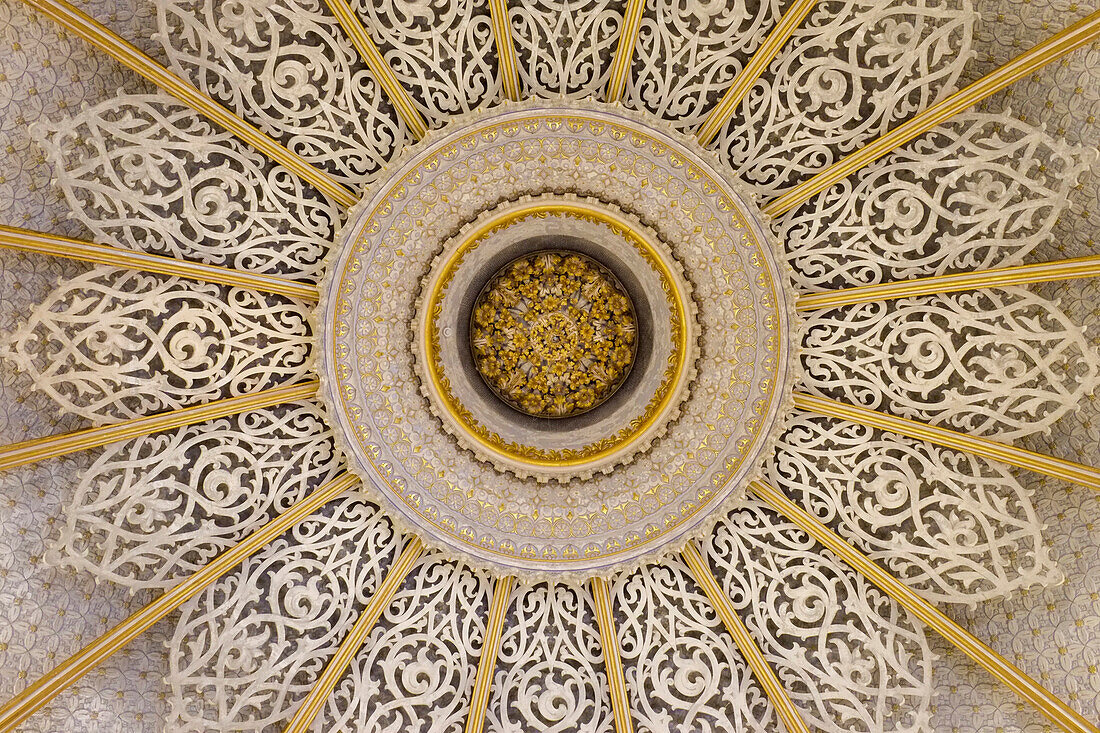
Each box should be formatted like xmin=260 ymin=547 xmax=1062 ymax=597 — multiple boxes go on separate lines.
xmin=801 ymin=288 xmax=1100 ymax=440
xmin=612 ymin=558 xmax=777 ymax=732
xmin=166 ymin=497 xmax=403 ymax=733
xmin=780 ymin=113 xmax=1090 ymax=292
xmin=50 ymin=401 xmax=343 ymax=590
xmin=1 ymin=266 xmax=312 ymax=424
xmin=354 ymin=0 xmax=501 ymax=126
xmin=154 ymin=0 xmax=409 ymax=188
xmin=509 ymin=0 xmax=627 ymax=99
xmin=319 ymin=556 xmax=493 ymax=732
xmin=625 ymin=0 xmax=784 ymax=130
xmin=36 ymin=94 xmax=341 ymax=280
xmin=706 ymin=500 xmax=935 ymax=733
xmin=767 ymin=414 xmax=1061 ymax=604
xmin=715 ymin=0 xmax=976 ymax=197
xmin=486 ymin=583 xmax=614 ymax=733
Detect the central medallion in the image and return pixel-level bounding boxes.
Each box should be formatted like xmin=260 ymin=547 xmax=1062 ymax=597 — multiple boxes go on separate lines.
xmin=471 ymin=250 xmax=637 ymax=419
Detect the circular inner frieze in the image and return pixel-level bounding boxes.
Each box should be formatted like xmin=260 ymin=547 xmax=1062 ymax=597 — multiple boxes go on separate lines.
xmin=317 ymin=101 xmax=798 ymax=581
xmin=470 ymin=250 xmax=638 ymax=419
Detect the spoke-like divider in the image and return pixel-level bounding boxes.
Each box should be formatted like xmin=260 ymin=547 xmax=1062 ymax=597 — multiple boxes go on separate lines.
xmin=0 ymin=225 xmax=320 ymax=302
xmin=321 ymin=0 xmax=430 ymax=138
xmin=281 ymin=537 xmax=425 ymax=733
xmin=682 ymin=543 xmax=812 ymax=733
xmin=762 ymin=8 xmax=1100 ymax=218
xmin=604 ymin=0 xmax=645 ymax=103
xmin=695 ymin=0 xmax=819 ymax=146
xmin=0 ymin=380 xmax=319 ymax=472
xmin=0 ymin=472 xmax=359 ymax=732
xmin=591 ymin=577 xmax=635 ymax=733
xmin=464 ymin=575 xmax=515 ymax=733
xmin=21 ymin=0 xmax=358 ymax=207
xmin=752 ymin=479 xmax=1100 ymax=733
xmin=796 ymin=254 xmax=1100 ymax=311
xmin=488 ymin=0 xmax=521 ymax=100
xmin=794 ymin=392 xmax=1100 ymax=490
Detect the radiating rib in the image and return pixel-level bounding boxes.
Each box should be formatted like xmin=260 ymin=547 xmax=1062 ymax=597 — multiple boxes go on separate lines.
xmin=763 ymin=8 xmax=1100 ymax=217
xmin=751 ymin=479 xmax=1100 ymax=733
xmin=0 ymin=471 xmax=358 ymax=733
xmin=281 ymin=537 xmax=425 ymax=733
xmin=590 ymin=577 xmax=635 ymax=733
xmin=0 ymin=380 xmax=319 ymax=472
xmin=604 ymin=0 xmax=645 ymax=102
xmin=794 ymin=392 xmax=1100 ymax=490
xmin=681 ymin=543 xmax=811 ymax=733
xmin=694 ymin=0 xmax=818 ymax=145
xmin=0 ymin=225 xmax=320 ymax=302
xmin=464 ymin=575 xmax=515 ymax=733
xmin=488 ymin=0 xmax=521 ymax=100
xmin=796 ymin=254 xmax=1100 ymax=311
xmin=321 ymin=0 xmax=430 ymax=138
xmin=21 ymin=0 xmax=358 ymax=207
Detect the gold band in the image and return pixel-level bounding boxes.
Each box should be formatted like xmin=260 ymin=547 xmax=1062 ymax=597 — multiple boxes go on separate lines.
xmin=604 ymin=0 xmax=645 ymax=102
xmin=793 ymin=392 xmax=1100 ymax=490
xmin=0 ymin=380 xmax=319 ymax=472
xmin=464 ymin=575 xmax=515 ymax=733
xmin=751 ymin=479 xmax=1100 ymax=733
xmin=796 ymin=255 xmax=1100 ymax=311
xmin=0 ymin=472 xmax=358 ymax=733
xmin=22 ymin=0 xmax=357 ymax=207
xmin=591 ymin=577 xmax=635 ymax=733
xmin=0 ymin=225 xmax=319 ymax=302
xmin=489 ymin=0 xmax=521 ymax=100
xmin=763 ymin=8 xmax=1100 ymax=217
xmin=322 ymin=0 xmax=430 ymax=138
xmin=695 ymin=0 xmax=819 ymax=146
xmin=682 ymin=543 xmax=811 ymax=733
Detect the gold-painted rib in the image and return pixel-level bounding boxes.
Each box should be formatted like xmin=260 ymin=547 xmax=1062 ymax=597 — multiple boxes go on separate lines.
xmin=0 ymin=225 xmax=319 ymax=302
xmin=281 ymin=537 xmax=425 ymax=733
xmin=321 ymin=0 xmax=429 ymax=139
xmin=751 ymin=479 xmax=1100 ymax=733
xmin=464 ymin=575 xmax=515 ymax=733
xmin=604 ymin=0 xmax=645 ymax=103
xmin=0 ymin=472 xmax=358 ymax=733
xmin=681 ymin=543 xmax=811 ymax=733
xmin=488 ymin=0 xmax=521 ymax=101
xmin=21 ymin=0 xmax=357 ymax=207
xmin=0 ymin=380 xmax=319 ymax=472
xmin=763 ymin=8 xmax=1100 ymax=217
xmin=796 ymin=255 xmax=1100 ymax=311
xmin=695 ymin=0 xmax=818 ymax=145
xmin=794 ymin=392 xmax=1100 ymax=490
xmin=591 ymin=577 xmax=635 ymax=733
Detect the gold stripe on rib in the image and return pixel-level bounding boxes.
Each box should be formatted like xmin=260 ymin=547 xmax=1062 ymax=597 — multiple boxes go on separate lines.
xmin=604 ymin=0 xmax=645 ymax=103
xmin=751 ymin=479 xmax=1100 ymax=733
xmin=488 ymin=0 xmax=521 ymax=101
xmin=464 ymin=575 xmax=515 ymax=733
xmin=591 ymin=578 xmax=635 ymax=733
xmin=763 ymin=8 xmax=1100 ymax=217
xmin=794 ymin=392 xmax=1100 ymax=490
xmin=0 ymin=225 xmax=319 ymax=301
xmin=322 ymin=0 xmax=429 ymax=138
xmin=0 ymin=380 xmax=319 ymax=472
xmin=22 ymin=0 xmax=357 ymax=207
xmin=695 ymin=0 xmax=818 ymax=145
xmin=796 ymin=255 xmax=1100 ymax=311
xmin=0 ymin=472 xmax=358 ymax=733
xmin=282 ymin=537 xmax=425 ymax=733
xmin=682 ymin=543 xmax=811 ymax=733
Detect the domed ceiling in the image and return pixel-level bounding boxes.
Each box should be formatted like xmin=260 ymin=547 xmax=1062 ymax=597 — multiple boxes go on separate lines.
xmin=0 ymin=0 xmax=1099 ymax=731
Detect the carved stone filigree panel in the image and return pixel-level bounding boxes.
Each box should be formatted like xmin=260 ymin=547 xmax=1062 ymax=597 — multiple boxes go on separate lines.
xmin=801 ymin=287 xmax=1100 ymax=439
xmin=612 ymin=558 xmax=777 ymax=732
xmin=705 ymin=500 xmax=935 ymax=733
xmin=0 ymin=266 xmax=312 ymax=425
